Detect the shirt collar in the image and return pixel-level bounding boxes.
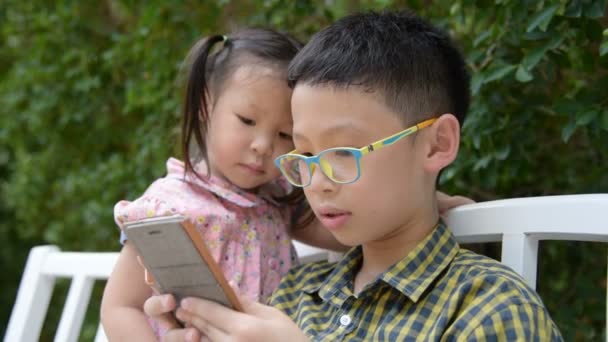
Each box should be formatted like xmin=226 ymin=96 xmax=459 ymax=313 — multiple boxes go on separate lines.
xmin=164 ymin=157 xmax=287 ymax=208
xmin=305 ymin=223 xmax=459 ymax=304
xmin=380 ymin=223 xmax=459 ymax=302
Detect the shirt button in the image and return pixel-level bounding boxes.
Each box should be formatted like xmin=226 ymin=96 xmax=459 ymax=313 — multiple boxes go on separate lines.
xmin=339 ymin=314 xmax=352 ymax=326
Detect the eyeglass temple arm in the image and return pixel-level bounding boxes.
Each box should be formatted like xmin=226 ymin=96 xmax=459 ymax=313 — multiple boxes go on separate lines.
xmin=360 ymin=118 xmax=437 ymax=155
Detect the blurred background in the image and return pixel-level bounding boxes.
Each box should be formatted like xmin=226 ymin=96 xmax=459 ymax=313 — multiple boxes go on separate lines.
xmin=1 ymin=0 xmax=606 ymax=340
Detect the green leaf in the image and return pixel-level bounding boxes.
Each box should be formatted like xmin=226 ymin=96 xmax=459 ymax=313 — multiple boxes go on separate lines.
xmin=495 ymin=145 xmax=511 ymax=160
xmin=484 ymin=64 xmax=517 ymax=83
xmin=515 ymin=65 xmax=534 ymax=82
xmin=544 ymin=35 xmax=565 ymax=51
xmin=473 ymin=134 xmax=481 ymax=149
xmin=474 ymin=30 xmax=491 ymax=47
xmin=561 ymin=121 xmax=577 ymax=142
xmin=449 ymin=3 xmax=461 ymax=16
xmin=527 ymin=5 xmax=559 ymax=32
xmin=554 ymin=99 xmax=582 ymax=115
xmin=576 ymin=110 xmax=598 ymax=126
xmin=471 ymin=73 xmax=484 ymax=95
xmin=600 ymin=41 xmax=608 ymax=57
xmin=583 ymin=0 xmax=606 ymax=18
xmin=602 ymin=110 xmax=608 ymax=131
xmin=522 ymin=46 xmax=547 ymax=70
xmin=521 ymin=35 xmax=564 ymax=71
xmin=473 ymin=155 xmax=492 ymax=171
xmin=565 ymin=0 xmax=583 ymax=17
xmin=523 ymin=31 xmax=551 ymax=41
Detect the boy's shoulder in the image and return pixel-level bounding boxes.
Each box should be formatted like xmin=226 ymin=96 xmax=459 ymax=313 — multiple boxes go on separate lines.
xmin=443 ymin=248 xmax=547 ymax=308
xmin=431 ymin=249 xmax=563 ymax=339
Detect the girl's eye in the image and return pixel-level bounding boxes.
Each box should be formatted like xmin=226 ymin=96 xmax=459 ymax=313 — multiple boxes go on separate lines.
xmin=279 ymin=132 xmax=292 ymax=140
xmin=236 ymin=114 xmax=255 ymax=126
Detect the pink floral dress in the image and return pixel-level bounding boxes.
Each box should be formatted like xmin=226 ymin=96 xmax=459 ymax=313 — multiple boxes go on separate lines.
xmin=114 ymin=158 xmax=299 ymax=334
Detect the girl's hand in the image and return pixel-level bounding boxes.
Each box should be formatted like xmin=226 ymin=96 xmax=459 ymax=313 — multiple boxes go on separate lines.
xmin=172 ymin=296 xmax=309 ymax=342
xmin=437 ymin=191 xmax=475 ymax=218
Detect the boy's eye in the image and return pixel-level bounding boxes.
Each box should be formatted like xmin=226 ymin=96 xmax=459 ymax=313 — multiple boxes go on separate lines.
xmin=334 ymin=149 xmax=353 ymax=157
xmin=278 ymin=132 xmax=292 ymax=140
xmin=236 ymin=114 xmax=255 ymax=126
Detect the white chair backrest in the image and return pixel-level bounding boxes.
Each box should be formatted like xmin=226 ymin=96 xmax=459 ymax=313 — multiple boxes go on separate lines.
xmin=3 ymin=242 xmax=327 ymax=342
xmin=3 ymin=247 xmax=118 ymax=342
xmin=4 ymin=194 xmax=607 ymax=341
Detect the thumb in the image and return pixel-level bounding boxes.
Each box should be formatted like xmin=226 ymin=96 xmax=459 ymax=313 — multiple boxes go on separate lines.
xmin=238 ymin=295 xmax=273 ymax=316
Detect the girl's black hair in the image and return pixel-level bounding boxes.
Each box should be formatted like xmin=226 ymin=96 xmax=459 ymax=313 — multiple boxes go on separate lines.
xmin=182 ymin=28 xmax=302 ymax=176
xmin=180 ymin=28 xmax=312 ymax=227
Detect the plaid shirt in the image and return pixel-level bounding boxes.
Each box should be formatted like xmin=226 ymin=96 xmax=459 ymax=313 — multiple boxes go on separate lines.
xmin=269 ymin=223 xmax=563 ymax=341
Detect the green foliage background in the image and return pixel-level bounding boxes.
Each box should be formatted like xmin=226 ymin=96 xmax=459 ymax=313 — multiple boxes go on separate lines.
xmin=1 ymin=0 xmax=606 ymax=340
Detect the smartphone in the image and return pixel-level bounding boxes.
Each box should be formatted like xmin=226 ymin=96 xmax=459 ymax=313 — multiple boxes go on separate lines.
xmin=124 ymin=215 xmax=243 ymax=312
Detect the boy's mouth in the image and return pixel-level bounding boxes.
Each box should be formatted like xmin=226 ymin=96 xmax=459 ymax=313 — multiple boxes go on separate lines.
xmin=316 ymin=207 xmax=352 ymax=230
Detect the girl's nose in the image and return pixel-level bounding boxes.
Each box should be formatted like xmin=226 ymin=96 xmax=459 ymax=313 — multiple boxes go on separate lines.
xmin=251 ymin=135 xmax=273 ymax=157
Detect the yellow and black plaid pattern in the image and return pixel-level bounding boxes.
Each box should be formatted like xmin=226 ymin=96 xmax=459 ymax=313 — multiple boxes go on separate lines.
xmin=270 ymin=224 xmax=563 ymax=341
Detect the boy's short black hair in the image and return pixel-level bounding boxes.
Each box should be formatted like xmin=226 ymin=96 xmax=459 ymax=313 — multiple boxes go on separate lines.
xmin=288 ymin=10 xmax=470 ymax=126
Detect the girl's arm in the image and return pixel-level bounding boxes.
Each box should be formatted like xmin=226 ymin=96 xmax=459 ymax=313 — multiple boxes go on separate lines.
xmin=101 ymin=242 xmax=158 ymax=341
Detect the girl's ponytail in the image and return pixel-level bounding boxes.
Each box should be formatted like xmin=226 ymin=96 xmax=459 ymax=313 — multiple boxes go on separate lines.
xmin=181 ymin=34 xmax=228 ymax=179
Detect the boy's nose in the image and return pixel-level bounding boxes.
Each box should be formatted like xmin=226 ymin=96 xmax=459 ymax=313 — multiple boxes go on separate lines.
xmin=308 ymin=162 xmax=337 ymax=194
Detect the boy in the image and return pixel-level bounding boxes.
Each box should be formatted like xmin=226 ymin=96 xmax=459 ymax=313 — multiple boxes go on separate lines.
xmin=145 ymin=10 xmax=563 ymax=341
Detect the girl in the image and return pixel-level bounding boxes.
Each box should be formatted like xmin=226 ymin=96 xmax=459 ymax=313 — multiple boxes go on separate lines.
xmin=100 ymin=28 xmax=335 ymax=340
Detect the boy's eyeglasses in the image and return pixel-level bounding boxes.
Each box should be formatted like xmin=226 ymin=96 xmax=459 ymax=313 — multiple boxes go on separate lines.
xmin=274 ymin=118 xmax=437 ymax=188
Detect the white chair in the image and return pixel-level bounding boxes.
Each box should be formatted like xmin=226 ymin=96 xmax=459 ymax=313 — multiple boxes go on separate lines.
xmin=3 ymin=246 xmax=118 ymax=342
xmin=3 ymin=242 xmax=327 ymax=342
xmin=4 ymin=194 xmax=607 ymax=341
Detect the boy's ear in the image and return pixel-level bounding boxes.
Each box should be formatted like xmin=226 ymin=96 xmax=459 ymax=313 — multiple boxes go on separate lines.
xmin=421 ymin=113 xmax=460 ymax=174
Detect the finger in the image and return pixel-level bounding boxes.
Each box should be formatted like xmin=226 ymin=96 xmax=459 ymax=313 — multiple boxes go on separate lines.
xmin=161 ymin=327 xmax=194 ymax=342
xmin=176 ymin=309 xmax=226 ymax=341
xmin=184 ymin=327 xmax=203 ymax=342
xmin=189 ymin=314 xmax=231 ymax=341
xmin=180 ymin=297 xmax=250 ymax=331
xmin=144 ymin=294 xmax=180 ymax=329
xmin=436 ymin=191 xmax=448 ymax=201
xmin=447 ymin=195 xmax=475 ymax=208
xmin=439 ymin=195 xmax=475 ymax=213
xmin=237 ymin=295 xmax=272 ymax=317
xmin=177 ymin=303 xmax=228 ymax=336
xmin=144 ymin=293 xmax=177 ymax=316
